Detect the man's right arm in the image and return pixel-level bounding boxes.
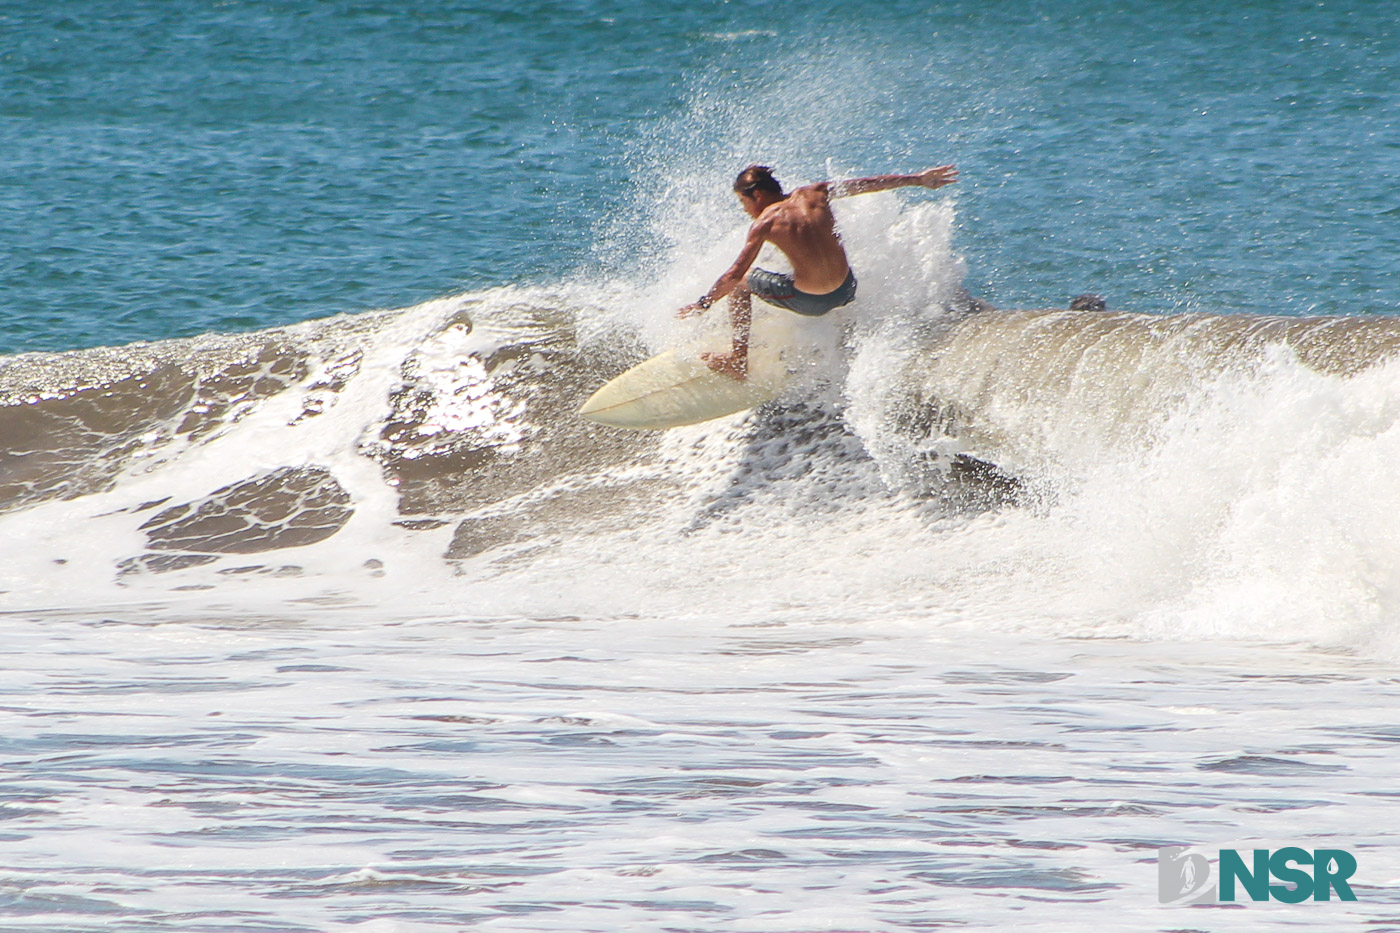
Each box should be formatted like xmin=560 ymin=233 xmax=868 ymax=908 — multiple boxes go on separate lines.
xmin=676 ymin=218 xmax=770 ymax=318
xmin=830 ymin=165 xmax=958 ymax=198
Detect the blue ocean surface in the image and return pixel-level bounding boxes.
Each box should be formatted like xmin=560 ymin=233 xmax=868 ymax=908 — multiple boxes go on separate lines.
xmin=3 ymin=0 xmax=1398 ymax=354
xmin=5 ymin=3 xmax=1400 ymax=932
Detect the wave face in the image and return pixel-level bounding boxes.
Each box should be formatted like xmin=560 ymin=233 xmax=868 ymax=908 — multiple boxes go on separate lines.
xmin=6 ymin=227 xmax=1400 ymax=656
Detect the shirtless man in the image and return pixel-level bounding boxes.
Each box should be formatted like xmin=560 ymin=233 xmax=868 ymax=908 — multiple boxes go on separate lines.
xmin=677 ymin=163 xmax=959 ymax=380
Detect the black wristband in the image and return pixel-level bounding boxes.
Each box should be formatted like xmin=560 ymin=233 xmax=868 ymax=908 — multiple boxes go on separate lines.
xmin=697 ymin=295 xmax=713 ymax=309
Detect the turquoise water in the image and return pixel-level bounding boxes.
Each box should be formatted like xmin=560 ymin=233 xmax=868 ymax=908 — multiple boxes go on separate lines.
xmin=4 ymin=0 xmax=1398 ymax=354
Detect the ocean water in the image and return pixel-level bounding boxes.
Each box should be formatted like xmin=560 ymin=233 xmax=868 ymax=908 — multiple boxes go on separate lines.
xmin=4 ymin=1 xmax=1400 ymax=930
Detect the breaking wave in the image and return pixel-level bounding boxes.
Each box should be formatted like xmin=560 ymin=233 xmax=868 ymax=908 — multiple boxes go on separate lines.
xmin=5 ymin=197 xmax=1400 ymax=658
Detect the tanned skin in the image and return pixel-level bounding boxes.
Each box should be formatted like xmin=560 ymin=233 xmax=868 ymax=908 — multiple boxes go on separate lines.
xmin=677 ymin=165 xmax=958 ymax=380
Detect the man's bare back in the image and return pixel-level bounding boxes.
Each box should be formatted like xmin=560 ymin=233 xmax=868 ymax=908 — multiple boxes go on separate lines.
xmin=754 ymin=183 xmax=850 ymax=294
xmin=678 ymin=164 xmax=958 ymax=380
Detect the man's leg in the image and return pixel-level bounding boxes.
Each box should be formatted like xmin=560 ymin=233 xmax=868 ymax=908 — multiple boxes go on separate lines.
xmin=701 ymin=285 xmax=751 ymax=380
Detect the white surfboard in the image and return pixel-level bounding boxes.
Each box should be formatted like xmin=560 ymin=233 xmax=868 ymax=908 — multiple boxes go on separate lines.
xmin=579 ymin=342 xmax=790 ymax=430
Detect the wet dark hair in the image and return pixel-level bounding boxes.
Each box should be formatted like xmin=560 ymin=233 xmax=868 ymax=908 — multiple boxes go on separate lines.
xmin=733 ymin=164 xmax=783 ymax=197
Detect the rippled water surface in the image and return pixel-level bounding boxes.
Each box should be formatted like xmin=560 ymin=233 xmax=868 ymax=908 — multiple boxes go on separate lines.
xmin=7 ymin=609 xmax=1400 ymax=931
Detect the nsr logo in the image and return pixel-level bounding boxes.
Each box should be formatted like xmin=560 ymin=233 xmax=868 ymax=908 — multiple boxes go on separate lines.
xmin=1159 ymin=846 xmax=1357 ymax=905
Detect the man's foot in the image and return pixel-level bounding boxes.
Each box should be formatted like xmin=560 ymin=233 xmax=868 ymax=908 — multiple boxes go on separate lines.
xmin=701 ymin=350 xmax=748 ymax=381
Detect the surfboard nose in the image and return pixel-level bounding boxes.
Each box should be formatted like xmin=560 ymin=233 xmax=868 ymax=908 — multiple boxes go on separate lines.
xmin=579 ymin=349 xmax=787 ymax=430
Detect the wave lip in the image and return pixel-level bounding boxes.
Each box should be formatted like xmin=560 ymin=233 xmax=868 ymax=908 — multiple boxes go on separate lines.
xmin=912 ymin=308 xmax=1400 ymax=472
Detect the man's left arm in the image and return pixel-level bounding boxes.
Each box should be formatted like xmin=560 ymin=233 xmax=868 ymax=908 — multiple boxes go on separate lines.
xmin=829 ymin=165 xmax=958 ymax=198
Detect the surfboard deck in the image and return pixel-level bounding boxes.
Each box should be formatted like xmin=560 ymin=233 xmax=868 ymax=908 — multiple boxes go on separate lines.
xmin=578 ymin=344 xmax=790 ymax=430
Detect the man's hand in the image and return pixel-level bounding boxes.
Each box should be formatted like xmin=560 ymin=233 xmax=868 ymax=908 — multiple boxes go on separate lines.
xmin=916 ymin=165 xmax=958 ymax=189
xmin=677 ymin=301 xmax=709 ymax=319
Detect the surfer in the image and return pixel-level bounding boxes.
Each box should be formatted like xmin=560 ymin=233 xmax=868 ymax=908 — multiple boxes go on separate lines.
xmin=676 ymin=163 xmax=958 ymax=380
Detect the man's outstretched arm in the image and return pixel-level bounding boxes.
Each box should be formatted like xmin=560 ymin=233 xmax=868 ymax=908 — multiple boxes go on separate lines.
xmin=829 ymin=165 xmax=958 ymax=198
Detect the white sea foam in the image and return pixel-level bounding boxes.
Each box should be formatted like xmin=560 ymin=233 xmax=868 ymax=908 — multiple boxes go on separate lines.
xmin=7 ymin=281 xmax=1400 ymax=929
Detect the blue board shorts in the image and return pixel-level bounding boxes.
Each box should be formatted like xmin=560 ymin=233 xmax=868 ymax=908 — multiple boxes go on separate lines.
xmin=747 ymin=268 xmax=857 ymax=317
